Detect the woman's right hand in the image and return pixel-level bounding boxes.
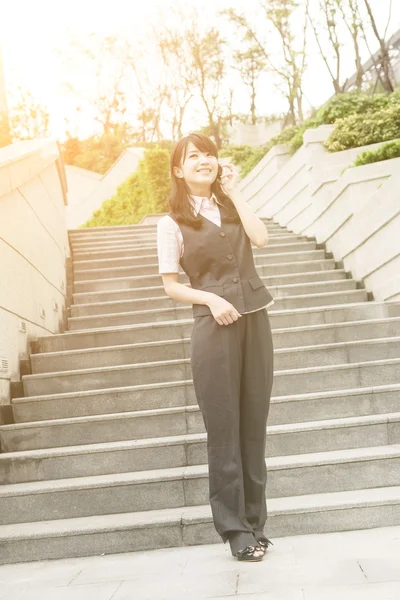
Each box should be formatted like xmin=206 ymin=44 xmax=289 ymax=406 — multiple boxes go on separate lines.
xmin=207 ymin=294 xmax=243 ymax=326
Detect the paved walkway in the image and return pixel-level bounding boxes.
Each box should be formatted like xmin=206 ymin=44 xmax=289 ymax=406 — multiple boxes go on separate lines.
xmin=0 ymin=525 xmax=399 ymax=599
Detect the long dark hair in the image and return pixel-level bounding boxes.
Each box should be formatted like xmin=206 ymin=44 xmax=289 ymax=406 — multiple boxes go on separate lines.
xmin=169 ymin=132 xmax=241 ymax=229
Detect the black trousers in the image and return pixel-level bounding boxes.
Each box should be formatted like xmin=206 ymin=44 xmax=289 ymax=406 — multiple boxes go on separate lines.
xmin=190 ymin=307 xmax=274 ymax=554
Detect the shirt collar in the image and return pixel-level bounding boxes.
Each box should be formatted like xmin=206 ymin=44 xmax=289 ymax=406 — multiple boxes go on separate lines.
xmin=189 ymin=193 xmax=219 ymax=215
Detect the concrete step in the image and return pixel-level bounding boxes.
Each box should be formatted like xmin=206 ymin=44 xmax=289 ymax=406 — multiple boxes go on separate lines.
xmin=0 ymin=445 xmax=399 ymax=525
xmin=11 ymin=364 xmax=400 ymax=424
xmin=32 ymin=318 xmax=400 ymax=374
xmin=73 ymin=240 xmax=305 ymax=263
xmin=71 ymin=244 xmax=319 ymax=282
xmin=20 ymin=351 xmax=400 ymax=398
xmin=69 ymin=221 xmax=283 ymax=239
xmin=2 ymin=412 xmax=400 ymax=483
xmin=71 ymin=247 xmax=322 ymax=287
xmin=72 ymin=236 xmax=312 ymax=272
xmin=68 ymin=217 xmax=276 ymax=236
xmin=33 ymin=302 xmax=400 ymax=353
xmin=30 ymin=333 xmax=400 ymax=375
xmin=5 ymin=381 xmax=400 ymax=451
xmin=67 ymin=290 xmax=369 ymax=330
xmin=70 ymin=230 xmax=290 ymax=253
xmin=67 ymin=217 xmax=274 ymax=235
xmin=72 ymin=258 xmax=339 ymax=303
xmin=70 ymin=270 xmax=347 ymax=317
xmin=70 ymin=232 xmax=303 ymax=253
xmin=68 ymin=281 xmax=359 ymax=329
xmin=69 ymin=224 xmax=286 ymax=245
xmin=3 ymin=485 xmax=399 ymax=564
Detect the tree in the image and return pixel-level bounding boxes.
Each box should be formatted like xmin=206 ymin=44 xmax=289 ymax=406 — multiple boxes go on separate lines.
xmin=8 ymin=88 xmax=50 ymax=140
xmin=362 ymin=0 xmax=395 ymax=92
xmin=185 ymin=26 xmax=228 ymax=148
xmin=223 ymin=0 xmax=309 ymax=126
xmin=59 ymin=33 xmax=134 ymax=141
xmin=306 ymin=0 xmax=347 ymax=94
xmin=335 ymin=0 xmax=364 ymax=90
xmin=232 ymin=45 xmax=267 ymax=124
xmin=156 ymin=26 xmax=195 ymax=139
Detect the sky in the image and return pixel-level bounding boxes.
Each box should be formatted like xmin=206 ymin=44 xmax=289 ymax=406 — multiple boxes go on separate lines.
xmin=1 ymin=0 xmax=400 ymax=141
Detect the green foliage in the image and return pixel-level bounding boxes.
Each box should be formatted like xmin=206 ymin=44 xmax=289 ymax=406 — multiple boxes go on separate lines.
xmin=325 ymin=104 xmax=400 ymax=152
xmin=316 ymin=91 xmax=400 ymax=124
xmin=220 ymin=125 xmax=303 ymax=177
xmin=8 ymin=88 xmax=50 ymax=141
xmin=219 ymin=145 xmax=266 ymax=178
xmin=224 ymin=91 xmax=400 ymax=176
xmin=62 ymin=134 xmax=174 ymax=175
xmin=82 ymin=147 xmax=170 ymax=228
xmin=61 ymin=133 xmax=128 ymax=175
xmin=353 ymin=139 xmax=400 ymax=167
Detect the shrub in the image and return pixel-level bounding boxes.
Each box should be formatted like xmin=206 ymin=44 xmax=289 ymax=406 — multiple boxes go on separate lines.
xmin=315 ymin=91 xmax=400 ymax=124
xmin=219 ymin=145 xmax=266 ymax=178
xmin=324 ymin=104 xmax=400 ymax=152
xmin=353 ymin=139 xmax=400 ymax=167
xmin=82 ymin=147 xmax=170 ymax=227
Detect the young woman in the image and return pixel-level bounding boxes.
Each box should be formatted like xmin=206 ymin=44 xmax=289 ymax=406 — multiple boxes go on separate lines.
xmin=156 ymin=132 xmax=274 ymax=562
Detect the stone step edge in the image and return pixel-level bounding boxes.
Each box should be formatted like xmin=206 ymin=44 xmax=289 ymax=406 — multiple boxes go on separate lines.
xmin=70 ymin=236 xmax=303 ymax=253
xmin=72 ymin=236 xmax=310 ymax=264
xmin=1 ymin=444 xmax=399 ymax=497
xmin=68 ymin=223 xmax=285 ymax=239
xmin=69 ymin=272 xmax=346 ymax=300
xmin=34 ymin=307 xmax=400 ymax=345
xmin=29 ymin=334 xmax=400 ymax=366
xmin=67 ymin=290 xmax=367 ymax=326
xmin=35 ymin=316 xmax=400 ymax=359
xmin=68 ymin=278 xmax=362 ymax=323
xmin=70 ymin=230 xmax=296 ymax=246
xmin=67 ymin=219 xmax=278 ymax=235
xmin=71 ymin=259 xmax=338 ymax=299
xmin=70 ymin=277 xmax=355 ymax=303
xmin=72 ymin=249 xmax=325 ymax=282
xmin=0 ymin=485 xmax=399 ymax=541
xmin=21 ymin=344 xmax=398 ymax=384
xmin=10 ymin=380 xmax=400 ymax=409
xmin=1 ymin=411 xmax=399 ymax=462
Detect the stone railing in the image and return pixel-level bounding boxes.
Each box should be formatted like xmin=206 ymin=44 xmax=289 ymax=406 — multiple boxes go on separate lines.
xmin=241 ymin=125 xmax=400 ymax=303
xmin=0 ymin=139 xmax=69 ymax=422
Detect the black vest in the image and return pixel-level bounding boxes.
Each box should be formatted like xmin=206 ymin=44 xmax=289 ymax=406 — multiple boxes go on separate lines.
xmin=168 ymin=202 xmax=274 ymax=318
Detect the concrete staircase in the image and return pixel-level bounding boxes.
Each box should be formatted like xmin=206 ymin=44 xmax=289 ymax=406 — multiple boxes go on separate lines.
xmin=1 ymin=217 xmax=400 ymax=565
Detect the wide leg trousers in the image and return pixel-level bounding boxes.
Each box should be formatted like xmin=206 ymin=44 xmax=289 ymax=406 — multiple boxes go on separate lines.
xmin=190 ymin=307 xmax=274 ymax=552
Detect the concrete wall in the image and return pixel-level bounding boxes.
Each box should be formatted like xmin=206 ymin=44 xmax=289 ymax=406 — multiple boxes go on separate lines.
xmin=242 ymin=125 xmax=400 ymax=303
xmin=227 ymin=120 xmax=284 ymax=147
xmin=0 ymin=139 xmax=69 ymax=414
xmin=66 ymin=147 xmax=145 ymax=229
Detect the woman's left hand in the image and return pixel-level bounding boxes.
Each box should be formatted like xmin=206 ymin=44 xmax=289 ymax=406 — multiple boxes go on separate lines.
xmin=219 ymin=162 xmax=240 ymax=195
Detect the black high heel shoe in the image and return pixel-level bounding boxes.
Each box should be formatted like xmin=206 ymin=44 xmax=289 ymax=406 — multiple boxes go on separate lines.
xmin=256 ymin=536 xmax=274 ymax=553
xmin=235 ymin=545 xmax=264 ymax=561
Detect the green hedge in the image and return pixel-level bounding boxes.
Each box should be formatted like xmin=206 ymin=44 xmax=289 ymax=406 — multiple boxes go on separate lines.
xmin=353 ymin=139 xmax=400 ymax=167
xmin=224 ymin=92 xmax=400 ymax=175
xmin=325 ymin=104 xmax=400 ymax=152
xmin=82 ymin=147 xmax=170 ymax=227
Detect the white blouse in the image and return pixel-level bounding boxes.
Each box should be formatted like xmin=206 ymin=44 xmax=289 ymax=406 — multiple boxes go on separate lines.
xmin=156 ymin=193 xmax=274 ymax=313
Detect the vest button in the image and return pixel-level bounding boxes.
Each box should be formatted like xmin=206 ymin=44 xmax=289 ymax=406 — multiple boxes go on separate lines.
xmin=227 ymin=254 xmax=233 ymax=260
xmin=220 ymin=231 xmax=226 ymax=237
xmin=233 ymin=277 xmax=238 ymax=283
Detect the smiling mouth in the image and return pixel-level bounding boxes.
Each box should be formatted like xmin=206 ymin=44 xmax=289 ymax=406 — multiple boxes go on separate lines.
xmin=197 ymin=169 xmax=212 ymax=173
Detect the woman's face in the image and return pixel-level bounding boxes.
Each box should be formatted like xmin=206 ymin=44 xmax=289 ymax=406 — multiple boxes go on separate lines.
xmin=174 ymin=141 xmax=219 ymax=195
